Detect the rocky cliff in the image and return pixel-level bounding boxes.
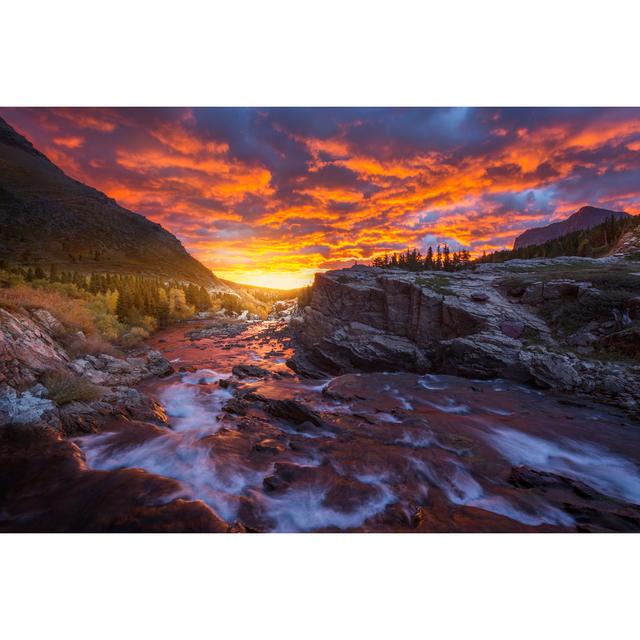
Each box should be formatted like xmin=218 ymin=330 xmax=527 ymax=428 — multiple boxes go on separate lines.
xmin=290 ymin=258 xmax=640 ymax=415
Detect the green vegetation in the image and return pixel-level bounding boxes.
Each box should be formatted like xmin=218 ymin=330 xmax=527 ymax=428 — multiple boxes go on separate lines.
xmin=42 ymin=370 xmax=103 ymax=405
xmin=478 ymin=215 xmax=640 ymax=264
xmin=498 ymin=263 xmax=640 ymax=361
xmin=372 ymin=246 xmax=471 ymax=272
xmin=415 ymin=274 xmax=455 ymax=295
xmin=0 ymin=265 xmax=217 ymax=349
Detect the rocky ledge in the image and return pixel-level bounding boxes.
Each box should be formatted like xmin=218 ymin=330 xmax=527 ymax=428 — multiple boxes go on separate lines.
xmin=0 ymin=306 xmax=172 ymax=433
xmin=289 ymin=257 xmax=640 ymax=416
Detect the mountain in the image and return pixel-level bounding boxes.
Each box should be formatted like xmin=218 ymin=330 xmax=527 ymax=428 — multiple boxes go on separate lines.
xmin=0 ymin=116 xmax=223 ymax=288
xmin=513 ymin=206 xmax=631 ymax=250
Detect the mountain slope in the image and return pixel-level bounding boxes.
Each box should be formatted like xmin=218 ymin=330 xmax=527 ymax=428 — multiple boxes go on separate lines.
xmin=0 ymin=116 xmax=220 ymax=288
xmin=513 ymin=206 xmax=630 ymax=250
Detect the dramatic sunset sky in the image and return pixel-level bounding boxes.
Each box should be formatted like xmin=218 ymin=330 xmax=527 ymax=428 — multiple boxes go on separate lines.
xmin=2 ymin=107 xmax=640 ymax=288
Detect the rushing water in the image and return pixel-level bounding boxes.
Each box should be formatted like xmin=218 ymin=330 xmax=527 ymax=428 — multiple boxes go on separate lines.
xmin=77 ymin=320 xmax=640 ymax=532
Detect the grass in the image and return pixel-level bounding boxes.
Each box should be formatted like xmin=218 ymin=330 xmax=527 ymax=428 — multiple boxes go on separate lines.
xmin=415 ymin=274 xmax=455 ymax=296
xmin=495 ymin=262 xmax=640 ymax=362
xmin=42 ymin=370 xmax=103 ymax=405
xmin=65 ymin=334 xmax=119 ymax=358
xmin=0 ymin=285 xmax=96 ymax=336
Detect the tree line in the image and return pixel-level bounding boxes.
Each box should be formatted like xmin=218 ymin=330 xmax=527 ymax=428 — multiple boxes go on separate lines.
xmin=476 ymin=214 xmax=640 ymax=264
xmin=371 ymin=245 xmax=472 ymax=271
xmin=8 ymin=265 xmax=215 ymax=328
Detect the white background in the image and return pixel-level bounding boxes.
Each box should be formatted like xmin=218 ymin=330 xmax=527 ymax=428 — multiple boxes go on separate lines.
xmin=2 ymin=1 xmax=639 ymax=638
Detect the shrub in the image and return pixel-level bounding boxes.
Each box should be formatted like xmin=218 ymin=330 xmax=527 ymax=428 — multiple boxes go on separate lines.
xmin=119 ymin=326 xmax=150 ymax=348
xmin=66 ymin=334 xmax=119 ymax=358
xmin=43 ymin=370 xmax=103 ymax=405
xmin=86 ymin=297 xmax=124 ymax=340
xmin=0 ymin=285 xmax=96 ymax=335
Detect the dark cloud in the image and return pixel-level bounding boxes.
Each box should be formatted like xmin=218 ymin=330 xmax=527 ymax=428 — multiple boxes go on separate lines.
xmin=2 ymin=106 xmax=640 ymax=286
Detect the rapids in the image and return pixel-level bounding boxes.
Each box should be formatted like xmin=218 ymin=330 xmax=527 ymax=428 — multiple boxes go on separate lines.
xmin=77 ymin=319 xmax=640 ymax=532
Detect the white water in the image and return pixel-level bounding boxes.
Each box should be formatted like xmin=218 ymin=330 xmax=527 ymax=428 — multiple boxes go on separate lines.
xmin=76 ymin=322 xmax=640 ymax=531
xmin=486 ymin=427 xmax=640 ymax=504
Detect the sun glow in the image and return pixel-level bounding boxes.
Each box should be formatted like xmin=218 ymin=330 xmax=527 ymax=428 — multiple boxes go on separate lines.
xmin=215 ymin=268 xmax=319 ymax=290
xmin=6 ymin=107 xmax=640 ymax=278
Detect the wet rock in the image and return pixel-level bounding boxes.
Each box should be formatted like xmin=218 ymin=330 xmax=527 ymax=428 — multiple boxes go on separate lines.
xmin=101 ymin=387 xmax=169 ymax=426
xmin=322 ymin=476 xmax=381 ymax=513
xmin=223 ymin=398 xmax=249 ymax=416
xmin=470 ymin=292 xmax=489 ymax=302
xmin=253 ymin=438 xmax=285 ymax=454
xmin=264 ymin=399 xmax=323 ymax=427
xmin=263 ymin=462 xmax=319 ymax=492
xmin=188 ymin=320 xmax=247 ymax=340
xmin=286 ymin=353 xmax=334 ymax=378
xmin=232 ymin=364 xmax=272 ymax=379
xmin=507 ymin=466 xmax=640 ymax=532
xmin=292 ymin=263 xmax=640 ymax=416
xmin=0 ymin=424 xmax=228 ymax=533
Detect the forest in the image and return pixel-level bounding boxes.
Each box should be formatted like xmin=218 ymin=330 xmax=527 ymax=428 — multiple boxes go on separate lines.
xmin=476 ymin=214 xmax=640 ymax=263
xmin=0 ymin=264 xmax=243 ymax=349
xmin=371 ymin=245 xmax=472 ymax=271
xmin=370 ymin=215 xmax=640 ymax=272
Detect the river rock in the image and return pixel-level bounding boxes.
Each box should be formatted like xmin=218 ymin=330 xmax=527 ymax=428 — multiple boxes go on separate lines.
xmin=264 ymin=399 xmax=323 ymax=427
xmin=232 ymin=364 xmax=272 ymax=379
xmin=0 ymin=424 xmax=229 ymax=532
xmin=70 ymin=350 xmax=172 ymax=386
xmin=0 ymin=384 xmax=56 ymax=426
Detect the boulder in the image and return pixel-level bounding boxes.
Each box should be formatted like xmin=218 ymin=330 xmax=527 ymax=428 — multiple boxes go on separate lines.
xmin=70 ymin=350 xmax=172 ymax=386
xmin=232 ymin=364 xmax=272 ymax=379
xmin=264 ymin=399 xmax=323 ymax=427
xmin=0 ymin=384 xmax=56 ymax=426
xmin=0 ymin=307 xmax=70 ymax=387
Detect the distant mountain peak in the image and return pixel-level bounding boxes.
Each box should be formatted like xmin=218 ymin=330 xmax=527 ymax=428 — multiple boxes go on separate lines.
xmin=513 ymin=205 xmax=630 ymax=250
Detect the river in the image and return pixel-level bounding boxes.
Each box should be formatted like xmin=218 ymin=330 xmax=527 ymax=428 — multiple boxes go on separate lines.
xmin=77 ymin=319 xmax=640 ymax=532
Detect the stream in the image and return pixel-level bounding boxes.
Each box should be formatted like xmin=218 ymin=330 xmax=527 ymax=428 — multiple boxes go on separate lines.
xmin=77 ymin=319 xmax=640 ymax=532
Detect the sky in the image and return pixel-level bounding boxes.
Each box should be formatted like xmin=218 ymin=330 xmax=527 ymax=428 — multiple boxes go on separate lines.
xmin=2 ymin=107 xmax=640 ymax=288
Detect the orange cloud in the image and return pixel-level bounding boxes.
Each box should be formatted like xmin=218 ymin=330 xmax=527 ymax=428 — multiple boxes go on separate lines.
xmin=3 ymin=107 xmax=640 ymax=287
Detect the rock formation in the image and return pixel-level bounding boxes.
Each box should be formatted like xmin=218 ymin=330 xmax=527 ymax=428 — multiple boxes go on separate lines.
xmin=0 ymin=305 xmax=172 ymax=432
xmin=290 ymin=258 xmax=640 ymax=415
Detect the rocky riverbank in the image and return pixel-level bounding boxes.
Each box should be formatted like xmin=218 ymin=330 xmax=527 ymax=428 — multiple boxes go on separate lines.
xmin=2 ymin=262 xmax=640 ymax=533
xmin=0 ymin=306 xmax=174 ymax=434
xmin=289 ymin=257 xmax=640 ymax=416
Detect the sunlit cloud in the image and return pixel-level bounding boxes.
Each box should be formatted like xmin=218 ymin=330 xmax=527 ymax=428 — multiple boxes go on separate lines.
xmin=2 ymin=107 xmax=639 ymax=288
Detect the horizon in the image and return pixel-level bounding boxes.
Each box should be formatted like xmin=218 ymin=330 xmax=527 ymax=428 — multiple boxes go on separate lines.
xmin=2 ymin=107 xmax=640 ymax=288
